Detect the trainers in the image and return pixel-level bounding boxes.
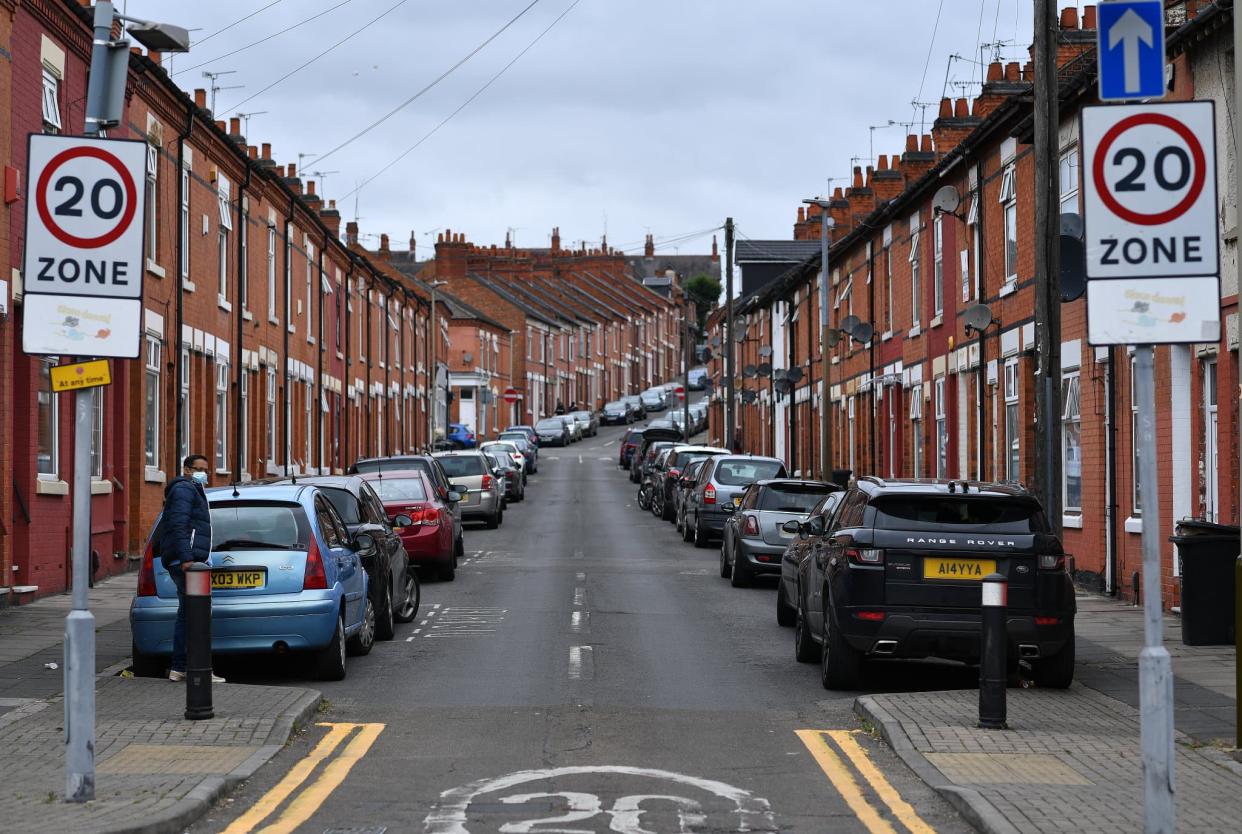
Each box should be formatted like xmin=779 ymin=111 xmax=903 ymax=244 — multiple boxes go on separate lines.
xmin=168 ymin=670 xmax=226 ymax=683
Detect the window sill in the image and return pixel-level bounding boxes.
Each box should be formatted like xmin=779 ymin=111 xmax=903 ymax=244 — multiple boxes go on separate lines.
xmin=929 ymin=314 xmax=943 ymax=329
xmin=182 ymin=279 xmax=196 ymax=293
xmin=217 ymin=296 xmax=232 ymax=312
xmin=35 ymin=478 xmax=69 ymax=496
xmin=215 ymin=468 xmax=231 ymax=477
xmin=336 ymin=352 xmax=344 ymax=360
xmin=882 ymin=330 xmax=894 ymax=341
xmin=146 ymin=260 xmax=166 ymax=279
xmin=307 ymin=336 xmax=316 ymax=346
xmin=287 ymin=324 xmax=296 ymax=334
xmin=1062 ymin=513 xmax=1083 ymax=529
xmin=1124 ymin=515 xmax=1143 ymax=534
xmin=268 ymin=315 xmax=280 ymax=326
xmin=242 ymin=309 xmax=254 ymax=322
xmin=90 ymin=479 xmax=113 ymax=495
xmin=999 ymin=281 xmax=1016 ymax=297
xmin=143 ymin=467 xmax=166 ymax=484
xmin=907 ymin=325 xmax=922 ymax=338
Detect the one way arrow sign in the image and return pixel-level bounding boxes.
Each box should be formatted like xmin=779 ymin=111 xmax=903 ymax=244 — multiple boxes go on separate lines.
xmin=1098 ymin=1 xmax=1166 ymax=101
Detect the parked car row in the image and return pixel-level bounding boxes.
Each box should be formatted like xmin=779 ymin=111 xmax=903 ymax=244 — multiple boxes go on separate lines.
xmin=617 ymin=428 xmax=1079 ymax=693
xmin=131 ymin=429 xmax=551 ymax=682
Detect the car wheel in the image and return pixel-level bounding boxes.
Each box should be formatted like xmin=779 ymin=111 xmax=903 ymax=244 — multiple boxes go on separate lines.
xmin=820 ymin=605 xmax=862 ymax=690
xmin=719 ymin=537 xmax=731 ymax=577
xmin=660 ymin=495 xmax=674 ymax=521
xmin=394 ymin=570 xmax=420 ymax=622
xmin=1031 ymin=634 xmax=1075 ymax=689
xmin=693 ymin=516 xmax=711 ymax=549
xmin=794 ymin=591 xmax=818 ymax=663
xmin=315 ymin=612 xmax=348 ymax=681
xmin=730 ymin=547 xmax=753 ymax=588
xmin=374 ymin=573 xmax=395 ymax=641
xmin=681 ymin=512 xmax=694 ymax=543
xmin=347 ymin=595 xmax=376 ymax=657
xmin=439 ymin=555 xmax=457 ymax=582
xmin=485 ymin=510 xmax=500 ymax=530
xmin=776 ymin=583 xmax=797 ymax=627
xmin=131 ymin=641 xmax=165 ymax=678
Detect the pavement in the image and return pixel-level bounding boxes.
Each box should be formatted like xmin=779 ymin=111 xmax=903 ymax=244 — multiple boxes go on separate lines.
xmin=857 ymin=591 xmax=1242 ymax=834
xmin=0 ymin=574 xmax=321 ymax=834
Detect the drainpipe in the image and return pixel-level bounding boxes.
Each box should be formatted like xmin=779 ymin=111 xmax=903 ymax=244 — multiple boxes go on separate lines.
xmin=283 ymin=194 xmax=295 ymax=477
xmin=1106 ymin=345 xmax=1118 ymax=595
xmin=868 ymin=242 xmax=877 ymax=473
xmin=234 ymin=162 xmax=251 ymax=481
xmin=365 ymin=272 xmax=373 ymax=454
xmin=975 ymin=160 xmax=988 ymax=481
xmin=316 ymin=231 xmax=327 ymax=473
xmin=174 ymin=103 xmax=194 ymax=458
xmin=343 ymin=256 xmax=357 ymax=466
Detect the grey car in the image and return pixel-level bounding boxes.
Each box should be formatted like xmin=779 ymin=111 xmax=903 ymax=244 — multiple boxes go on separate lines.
xmin=434 ymin=451 xmax=504 ymax=528
xmin=685 ymin=455 xmax=787 ymax=548
xmin=570 ymin=410 xmax=599 ymax=437
xmin=535 ymin=417 xmax=570 ymax=446
xmin=721 ymin=479 xmax=841 ymax=587
xmin=777 ymin=491 xmax=844 ymax=626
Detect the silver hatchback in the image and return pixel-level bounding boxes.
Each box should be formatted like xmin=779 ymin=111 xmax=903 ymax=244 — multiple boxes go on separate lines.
xmin=433 ymin=451 xmax=504 ymax=529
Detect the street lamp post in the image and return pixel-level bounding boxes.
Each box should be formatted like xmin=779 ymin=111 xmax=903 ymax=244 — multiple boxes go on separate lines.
xmin=803 ymin=199 xmax=835 ymax=479
xmin=426 ymin=280 xmax=447 ymax=447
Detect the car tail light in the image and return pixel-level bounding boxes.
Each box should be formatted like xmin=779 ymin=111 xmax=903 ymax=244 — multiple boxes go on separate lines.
xmin=137 ymin=537 xmax=158 ymax=597
xmin=704 ymin=484 xmax=716 ymax=504
xmin=856 ymin=611 xmax=886 ymax=621
xmin=742 ymin=514 xmax=760 ymax=537
xmin=421 ymin=507 xmax=441 ymax=526
xmin=303 ymin=538 xmax=329 ymax=590
xmin=846 ymin=548 xmax=885 ymax=565
xmin=668 ymin=468 xmax=680 ymax=479
xmin=1035 ymin=616 xmax=1061 ymax=626
xmin=481 ymin=474 xmax=494 ymax=490
xmin=1038 ymin=554 xmax=1065 ymax=570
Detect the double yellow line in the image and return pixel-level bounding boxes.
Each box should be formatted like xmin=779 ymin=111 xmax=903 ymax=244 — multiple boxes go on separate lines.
xmin=223 ymin=722 xmax=384 ymax=834
xmin=796 ymin=729 xmax=935 ymax=834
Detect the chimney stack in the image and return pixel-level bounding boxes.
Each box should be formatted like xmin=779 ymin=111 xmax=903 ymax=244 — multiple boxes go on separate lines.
xmin=644 ymin=234 xmax=654 ymax=258
xmin=345 ymin=220 xmax=359 ymax=246
xmin=409 ymin=230 xmax=417 ymax=258
xmin=320 ymin=199 xmax=341 ymax=238
xmin=193 ymin=88 xmax=207 ymax=111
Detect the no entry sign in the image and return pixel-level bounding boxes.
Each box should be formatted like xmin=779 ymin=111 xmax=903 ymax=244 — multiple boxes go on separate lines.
xmin=22 ymin=135 xmax=146 ymax=358
xmin=1081 ymin=102 xmax=1220 ymax=345
xmin=502 ymin=387 xmax=521 ymax=404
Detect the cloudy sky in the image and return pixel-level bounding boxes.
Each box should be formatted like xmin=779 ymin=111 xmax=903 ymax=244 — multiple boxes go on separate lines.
xmin=142 ymin=0 xmax=1051 ymax=258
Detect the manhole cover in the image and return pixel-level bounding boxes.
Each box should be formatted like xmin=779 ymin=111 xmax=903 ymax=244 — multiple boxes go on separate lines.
xmin=925 ymin=752 xmax=1091 ymax=785
xmin=98 ymin=744 xmax=258 ymax=775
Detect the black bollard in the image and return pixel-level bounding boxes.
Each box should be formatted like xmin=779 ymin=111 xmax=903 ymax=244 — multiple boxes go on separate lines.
xmin=978 ymin=572 xmax=1007 ymax=730
xmin=183 ymin=563 xmax=214 ymax=720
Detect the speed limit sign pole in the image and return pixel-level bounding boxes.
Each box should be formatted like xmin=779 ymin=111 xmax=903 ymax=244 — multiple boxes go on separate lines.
xmin=1083 ymin=93 xmax=1220 ymax=832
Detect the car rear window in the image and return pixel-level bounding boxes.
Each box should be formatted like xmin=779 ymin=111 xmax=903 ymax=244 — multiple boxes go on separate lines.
xmin=210 ymin=501 xmax=310 ymax=551
xmin=624 ymin=430 xmax=645 ymax=444
xmin=499 ymin=433 xmax=528 ymax=444
xmin=758 ymin=485 xmax=835 ymax=512
xmin=319 ymin=487 xmax=363 ymax=524
xmin=872 ymin=496 xmax=1049 ymax=533
xmin=371 ymin=477 xmax=428 ymax=502
xmin=437 ymin=455 xmax=486 ymax=478
xmin=714 ymin=460 xmax=784 ymax=486
xmin=571 ymin=411 xmax=591 ymax=420
xmin=536 ymin=419 xmax=563 ymax=430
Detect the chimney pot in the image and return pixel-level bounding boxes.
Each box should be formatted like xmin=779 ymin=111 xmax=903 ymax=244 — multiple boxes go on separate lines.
xmin=1060 ymin=6 xmax=1079 ymax=29
xmin=288 ymin=162 xmax=297 ymax=178
xmin=938 ymin=98 xmax=953 ymax=119
xmin=986 ymin=61 xmax=1003 ymax=83
xmin=1022 ymin=61 xmax=1033 ymax=82
xmin=832 ymin=186 xmax=844 ymax=200
xmin=920 ymin=134 xmax=933 ymax=153
xmin=1004 ymin=61 xmax=1021 ymax=82
xmin=852 ymin=165 xmax=863 ymax=189
xmin=380 ymin=233 xmax=390 ymax=253
xmin=954 ymin=98 xmax=969 ymax=118
xmin=148 ymin=49 xmax=162 ymax=65
xmin=905 ymin=134 xmax=919 ymax=153
xmin=194 ymin=88 xmax=207 ymax=109
xmin=1083 ymin=5 xmax=1097 ymax=30
xmin=877 ymin=154 xmax=889 ymax=171
xmin=247 ymin=145 xmax=257 ymax=160
xmin=261 ymin=142 xmax=272 ymax=160
xmin=229 ymin=117 xmax=241 ymax=135
xmin=214 ymin=120 xmax=226 ymax=132
xmin=307 ymin=180 xmax=316 ymax=196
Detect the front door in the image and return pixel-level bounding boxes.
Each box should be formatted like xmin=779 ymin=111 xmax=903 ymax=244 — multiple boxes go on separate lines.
xmin=1203 ymin=358 xmax=1219 ymax=522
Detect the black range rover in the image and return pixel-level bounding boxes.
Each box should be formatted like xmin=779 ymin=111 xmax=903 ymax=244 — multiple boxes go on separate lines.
xmin=793 ymin=477 xmax=1075 ymax=690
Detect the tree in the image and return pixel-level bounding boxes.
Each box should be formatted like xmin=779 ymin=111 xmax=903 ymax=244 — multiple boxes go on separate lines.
xmin=684 ymin=273 xmax=722 ymax=338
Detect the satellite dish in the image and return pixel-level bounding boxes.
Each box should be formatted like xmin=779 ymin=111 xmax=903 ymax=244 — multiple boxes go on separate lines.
xmin=734 ymin=324 xmax=748 ymax=343
xmin=826 ymin=329 xmax=841 ymax=348
xmin=963 ymin=303 xmax=994 ymax=335
xmin=850 ymin=322 xmax=874 ymax=344
xmin=463 ymin=352 xmax=474 ymax=363
xmin=840 ymin=315 xmax=861 ymax=333
xmin=701 ymin=347 xmax=714 ymax=361
xmin=758 ymin=345 xmax=773 ymax=358
xmin=932 ymin=185 xmax=961 ymax=215
xmin=741 ymin=389 xmax=758 ymax=404
xmin=743 ymin=364 xmax=758 ymax=378
xmin=1060 ymin=235 xmax=1086 ymax=302
xmin=772 ymin=368 xmax=787 ymax=382
xmin=786 ymin=367 xmax=804 ymax=384
xmin=710 ymin=335 xmax=722 ymax=348
xmin=1059 ymin=212 xmax=1084 ymax=240
xmin=757 ymin=362 xmax=773 ymax=377
xmin=774 ymin=378 xmax=793 ymax=395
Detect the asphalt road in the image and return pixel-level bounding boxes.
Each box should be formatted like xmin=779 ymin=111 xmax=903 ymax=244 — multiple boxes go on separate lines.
xmin=191 ymin=417 xmax=977 ymax=834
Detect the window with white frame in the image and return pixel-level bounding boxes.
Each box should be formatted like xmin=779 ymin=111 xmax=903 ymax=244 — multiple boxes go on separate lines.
xmin=305 ymin=239 xmax=315 ymax=337
xmin=965 ymin=195 xmax=979 ymax=301
xmin=145 ymin=337 xmax=161 ymax=469
xmin=1000 ymin=164 xmax=1017 ymax=283
xmin=266 ymin=368 xmax=277 ymax=463
xmin=37 ymin=360 xmax=58 ymax=477
xmin=374 ymin=395 xmax=384 ymax=456
xmin=1004 ymin=359 xmax=1020 ymax=481
xmin=357 ymin=286 xmax=366 ymax=360
xmin=144 ymin=144 xmax=158 ymax=262
xmin=933 ymin=214 xmax=944 ymax=316
xmin=304 ymin=382 xmax=313 ymax=469
xmin=240 ymin=370 xmax=249 ymax=475
xmin=91 ymin=388 xmax=105 ymax=479
xmin=1059 ymin=146 xmax=1079 ymax=217
xmin=217 ymin=176 xmax=232 ymax=302
xmin=909 ymin=387 xmax=924 ymax=478
xmin=238 ymin=203 xmax=249 ymax=311
xmin=266 ymin=224 xmax=277 ymax=319
xmin=884 ymin=245 xmax=893 ymax=334
xmin=1131 ymin=357 xmax=1142 ymax=513
xmin=215 ymin=360 xmax=228 ymax=471
xmin=935 ymin=377 xmax=948 ymax=478
xmin=180 ymin=165 xmax=191 ymax=280
xmin=41 ymin=68 xmax=62 ymax=133
xmin=1062 ymin=370 xmax=1082 ymax=512
xmin=284 ymin=226 xmax=293 ymax=325
xmin=179 ymin=349 xmax=190 ymax=462
xmin=908 ymin=217 xmax=921 ymax=327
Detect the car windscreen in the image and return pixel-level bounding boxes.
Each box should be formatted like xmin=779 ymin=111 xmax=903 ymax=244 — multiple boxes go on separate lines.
xmin=371 ymin=477 xmax=428 ymax=503
xmin=571 ymin=412 xmax=591 ymax=420
xmin=604 ymin=402 xmax=626 ymax=412
xmin=672 ymin=450 xmax=713 ymax=468
xmin=352 ymin=457 xmax=423 ymax=474
xmin=714 ymin=460 xmax=785 ymax=486
xmin=437 ymin=455 xmax=486 ymax=478
xmin=488 ymin=451 xmax=514 ymax=468
xmin=624 ymin=430 xmax=645 ymax=444
xmin=871 ymin=496 xmax=1049 ymax=533
xmin=758 ymin=485 xmax=835 ymax=513
xmin=499 ymin=434 xmax=529 ymax=446
xmin=319 ymin=487 xmax=363 ymax=525
xmin=210 ymin=501 xmax=310 ymax=551
xmin=536 ymin=419 xmax=563 ymax=431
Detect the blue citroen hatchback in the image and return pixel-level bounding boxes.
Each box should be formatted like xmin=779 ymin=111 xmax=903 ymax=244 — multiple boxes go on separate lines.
xmin=130 ymin=484 xmax=374 ymax=681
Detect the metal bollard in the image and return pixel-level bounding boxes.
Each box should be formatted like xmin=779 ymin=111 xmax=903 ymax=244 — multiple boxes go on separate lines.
xmin=183 ymin=563 xmax=214 ymax=721
xmin=979 ymin=572 xmax=1008 ymax=730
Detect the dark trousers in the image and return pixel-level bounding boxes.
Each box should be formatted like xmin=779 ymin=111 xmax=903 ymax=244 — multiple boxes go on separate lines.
xmin=168 ymin=563 xmax=187 ymax=673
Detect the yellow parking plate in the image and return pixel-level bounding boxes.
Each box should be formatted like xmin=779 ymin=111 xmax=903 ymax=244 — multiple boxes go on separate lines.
xmin=923 ymin=557 xmax=995 ymax=581
xmin=211 ymin=569 xmax=265 ymax=590
xmin=732 ymin=496 xmax=743 ymax=508
xmin=50 ymin=359 xmax=111 ymax=392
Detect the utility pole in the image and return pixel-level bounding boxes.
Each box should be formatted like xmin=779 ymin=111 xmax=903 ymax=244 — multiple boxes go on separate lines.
xmin=1234 ymin=0 xmax=1242 ymax=758
xmin=804 ymin=199 xmax=835 ymax=480
xmin=1032 ymin=0 xmax=1062 ymax=532
xmin=683 ymin=291 xmax=691 ymax=440
xmin=724 ymin=218 xmax=735 ymax=450
xmin=427 ymin=280 xmax=447 ymax=445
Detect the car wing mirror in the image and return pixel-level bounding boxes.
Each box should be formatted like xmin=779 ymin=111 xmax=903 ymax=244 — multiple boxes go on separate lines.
xmin=446 ymin=490 xmax=464 ymax=503
xmin=781 ymin=519 xmax=801 ymax=534
xmin=351 ymin=531 xmax=378 ymax=563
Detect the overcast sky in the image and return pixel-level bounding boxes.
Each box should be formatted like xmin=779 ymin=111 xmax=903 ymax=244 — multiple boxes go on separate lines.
xmin=142 ymin=1 xmax=1053 ymax=259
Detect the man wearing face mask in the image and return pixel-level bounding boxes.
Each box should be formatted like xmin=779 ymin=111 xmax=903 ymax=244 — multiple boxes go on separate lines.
xmin=159 ymin=454 xmax=224 ymax=683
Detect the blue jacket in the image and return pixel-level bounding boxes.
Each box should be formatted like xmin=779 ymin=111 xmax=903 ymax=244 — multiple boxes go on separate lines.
xmin=159 ymin=477 xmax=211 ymax=568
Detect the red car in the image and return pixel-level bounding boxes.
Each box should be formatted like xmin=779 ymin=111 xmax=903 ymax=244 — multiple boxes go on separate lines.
xmin=619 ymin=428 xmax=644 ymax=470
xmin=361 ymin=470 xmax=459 ymax=581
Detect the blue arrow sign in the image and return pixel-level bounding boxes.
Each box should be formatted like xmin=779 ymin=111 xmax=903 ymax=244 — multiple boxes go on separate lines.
xmin=1098 ymin=1 xmax=1166 ymax=101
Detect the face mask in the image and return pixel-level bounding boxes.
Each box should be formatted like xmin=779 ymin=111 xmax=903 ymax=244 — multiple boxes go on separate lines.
xmin=191 ymin=471 xmax=208 ymax=486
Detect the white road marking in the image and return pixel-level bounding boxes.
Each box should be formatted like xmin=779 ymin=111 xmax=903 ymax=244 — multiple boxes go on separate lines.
xmin=568 ymin=645 xmax=593 ymax=680
xmin=425 ymin=609 xmax=438 ymax=618
xmin=597 ymin=456 xmax=610 ymax=461
xmin=570 ymin=611 xmax=589 ymax=633
xmin=405 ymin=628 xmax=422 ymax=642
xmin=575 ymin=571 xmax=586 ymax=580
xmin=573 ymin=588 xmax=586 ymax=607
xmin=577 ymin=455 xmax=584 ymax=464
